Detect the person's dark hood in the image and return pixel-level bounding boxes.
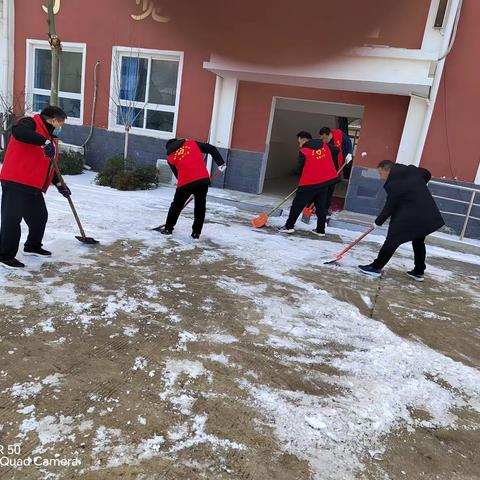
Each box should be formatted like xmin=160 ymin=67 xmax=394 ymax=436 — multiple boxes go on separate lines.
xmin=166 ymin=138 xmax=186 ymax=156
xmin=301 ymin=139 xmax=324 ymax=150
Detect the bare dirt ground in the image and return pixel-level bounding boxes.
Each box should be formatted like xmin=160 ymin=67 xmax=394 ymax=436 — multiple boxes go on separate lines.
xmin=0 ymin=224 xmax=479 ymax=480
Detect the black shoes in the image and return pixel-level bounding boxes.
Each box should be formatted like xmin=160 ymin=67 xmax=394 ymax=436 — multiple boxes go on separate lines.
xmin=23 ymin=246 xmax=52 ymax=257
xmin=159 ymin=227 xmax=173 ymax=235
xmin=278 ymin=225 xmax=295 ymax=234
xmin=311 ymin=229 xmax=326 ymax=237
xmin=358 ymin=264 xmax=382 ymax=278
xmin=191 ymin=233 xmax=200 ymax=240
xmin=0 ymin=258 xmax=25 ymax=269
xmin=406 ymin=270 xmax=425 ymax=282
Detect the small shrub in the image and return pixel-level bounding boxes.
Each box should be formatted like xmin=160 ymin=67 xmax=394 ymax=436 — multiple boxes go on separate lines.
xmin=0 ymin=149 xmax=5 ymax=164
xmin=57 ymin=150 xmax=84 ymax=175
xmin=111 ymin=171 xmax=139 ymax=191
xmin=133 ymin=166 xmax=159 ymax=190
xmin=95 ymin=156 xmax=159 ymax=191
xmin=95 ymin=156 xmax=125 ymax=186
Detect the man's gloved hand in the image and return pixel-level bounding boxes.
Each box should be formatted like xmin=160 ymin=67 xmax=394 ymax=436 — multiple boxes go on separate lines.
xmin=218 ymin=164 xmax=227 ymax=173
xmin=43 ymin=140 xmax=56 ymax=160
xmin=56 ymin=183 xmax=71 ymax=198
xmin=372 ymin=221 xmax=379 ymax=230
xmin=345 ymin=153 xmax=353 ymax=163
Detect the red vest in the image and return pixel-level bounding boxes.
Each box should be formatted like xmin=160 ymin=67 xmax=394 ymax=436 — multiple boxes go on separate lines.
xmin=167 ymin=140 xmax=209 ymax=188
xmin=0 ymin=115 xmax=56 ymax=192
xmin=299 ymin=144 xmax=338 ymax=187
xmin=331 ymin=129 xmax=344 ymax=167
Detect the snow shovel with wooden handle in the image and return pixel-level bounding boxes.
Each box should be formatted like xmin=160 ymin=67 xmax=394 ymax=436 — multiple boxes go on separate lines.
xmin=52 ymin=161 xmax=99 ymax=245
xmin=302 ymin=158 xmax=352 ymax=225
xmin=324 ymin=226 xmax=375 ymax=265
xmin=251 ymin=188 xmax=297 ymax=228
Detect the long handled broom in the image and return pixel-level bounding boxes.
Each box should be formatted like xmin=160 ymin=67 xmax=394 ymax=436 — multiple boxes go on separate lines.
xmin=324 ymin=226 xmax=375 ymax=265
xmin=302 ymin=158 xmax=352 ymax=224
xmin=251 ymin=188 xmax=297 ymax=228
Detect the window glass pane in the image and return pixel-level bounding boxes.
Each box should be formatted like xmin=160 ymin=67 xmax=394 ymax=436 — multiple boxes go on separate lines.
xmin=120 ymin=57 xmax=148 ymax=102
xmin=34 ymin=49 xmax=52 ymax=90
xmin=146 ymin=110 xmax=174 ymax=132
xmin=117 ymin=106 xmax=144 ymax=128
xmin=33 ymin=94 xmax=50 ymax=112
xmin=60 ymin=51 xmax=82 ymax=94
xmin=59 ymin=97 xmax=81 ymax=119
xmin=148 ymin=60 xmax=179 ymax=106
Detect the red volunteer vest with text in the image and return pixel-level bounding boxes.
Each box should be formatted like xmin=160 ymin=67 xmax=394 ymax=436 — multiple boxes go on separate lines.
xmin=0 ymin=114 xmax=56 ymax=192
xmin=299 ymin=143 xmax=338 ymax=187
xmin=167 ymin=140 xmax=209 ymax=188
xmin=331 ymin=129 xmax=344 ymax=167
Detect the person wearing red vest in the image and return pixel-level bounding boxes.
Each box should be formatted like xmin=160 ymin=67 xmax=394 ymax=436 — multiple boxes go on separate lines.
xmin=0 ymin=106 xmax=71 ymax=269
xmin=319 ymin=126 xmax=353 ymax=214
xmin=158 ymin=138 xmax=225 ymax=239
xmin=279 ymin=131 xmax=339 ymax=236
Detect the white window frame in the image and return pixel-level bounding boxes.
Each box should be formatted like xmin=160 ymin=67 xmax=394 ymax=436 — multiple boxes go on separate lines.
xmin=108 ymin=46 xmax=184 ymax=139
xmin=25 ymin=39 xmax=87 ymax=126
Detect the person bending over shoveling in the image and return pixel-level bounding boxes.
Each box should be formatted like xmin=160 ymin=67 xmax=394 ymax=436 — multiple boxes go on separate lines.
xmin=279 ymin=131 xmax=339 ymax=236
xmin=359 ymin=160 xmax=445 ymax=281
xmin=0 ymin=106 xmax=71 ymax=270
xmin=157 ymin=138 xmax=226 ymax=240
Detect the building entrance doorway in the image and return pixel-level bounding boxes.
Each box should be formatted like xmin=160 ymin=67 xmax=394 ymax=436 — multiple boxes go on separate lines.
xmin=262 ymin=97 xmax=364 ymax=213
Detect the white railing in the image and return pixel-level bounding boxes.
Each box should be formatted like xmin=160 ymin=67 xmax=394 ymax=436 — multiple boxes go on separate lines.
xmin=429 ymin=180 xmax=479 ymax=240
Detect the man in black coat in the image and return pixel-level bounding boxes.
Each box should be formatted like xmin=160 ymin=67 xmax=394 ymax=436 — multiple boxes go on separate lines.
xmin=359 ymin=160 xmax=445 ymax=281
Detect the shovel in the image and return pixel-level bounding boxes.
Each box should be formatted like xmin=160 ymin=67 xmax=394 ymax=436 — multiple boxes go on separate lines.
xmin=251 ymin=188 xmax=297 ymax=228
xmin=53 ymin=162 xmax=99 ymax=245
xmin=301 ymin=158 xmax=353 ymax=225
xmin=324 ymin=227 xmax=374 ymax=265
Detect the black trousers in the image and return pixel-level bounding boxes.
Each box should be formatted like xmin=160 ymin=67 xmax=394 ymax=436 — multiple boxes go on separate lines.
xmin=165 ymin=184 xmax=209 ymax=234
xmin=372 ymin=235 xmax=427 ymax=274
xmin=0 ymin=183 xmax=48 ymax=260
xmin=286 ymin=186 xmax=328 ymax=232
xmin=325 ymin=184 xmax=336 ymax=213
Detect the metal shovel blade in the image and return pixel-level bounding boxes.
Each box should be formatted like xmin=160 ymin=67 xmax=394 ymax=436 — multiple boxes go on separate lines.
xmin=75 ymin=235 xmax=99 ymax=245
xmin=324 ymin=255 xmax=342 ymax=265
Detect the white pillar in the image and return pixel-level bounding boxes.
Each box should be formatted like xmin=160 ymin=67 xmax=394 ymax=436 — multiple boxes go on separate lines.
xmin=396 ymin=95 xmax=429 ymax=165
xmin=208 ymin=76 xmax=238 ymax=169
xmin=396 ymin=0 xmax=462 ymax=167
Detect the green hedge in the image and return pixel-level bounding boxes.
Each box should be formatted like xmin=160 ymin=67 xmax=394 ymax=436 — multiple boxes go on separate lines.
xmin=96 ymin=156 xmax=159 ymax=191
xmin=57 ymin=150 xmax=85 ymax=175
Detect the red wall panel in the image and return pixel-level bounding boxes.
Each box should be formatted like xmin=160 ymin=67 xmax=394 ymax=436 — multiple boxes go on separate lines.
xmin=14 ymin=0 xmax=218 ymax=141
xmin=422 ymin=0 xmax=480 ymax=182
xmin=14 ymin=0 xmax=429 ymax=149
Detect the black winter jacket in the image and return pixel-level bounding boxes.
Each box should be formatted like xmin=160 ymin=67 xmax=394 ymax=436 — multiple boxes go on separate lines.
xmin=375 ymin=164 xmax=445 ymax=241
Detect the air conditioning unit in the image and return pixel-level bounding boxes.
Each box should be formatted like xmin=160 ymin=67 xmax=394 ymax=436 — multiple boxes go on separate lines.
xmin=58 ymin=141 xmax=84 ymax=154
xmin=156 ymin=159 xmax=176 ymax=186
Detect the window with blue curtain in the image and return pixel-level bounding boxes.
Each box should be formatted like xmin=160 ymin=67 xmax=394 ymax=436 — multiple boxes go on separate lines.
xmin=115 ymin=49 xmax=181 ymax=134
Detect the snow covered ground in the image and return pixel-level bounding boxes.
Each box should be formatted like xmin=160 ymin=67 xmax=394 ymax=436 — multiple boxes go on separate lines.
xmin=0 ymin=172 xmax=479 ymax=480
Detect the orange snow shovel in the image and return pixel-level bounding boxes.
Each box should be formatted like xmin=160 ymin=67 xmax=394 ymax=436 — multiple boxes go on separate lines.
xmin=302 ymin=159 xmax=352 ymax=224
xmin=324 ymin=227 xmax=375 ymax=264
xmin=251 ymin=188 xmax=297 ymax=228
